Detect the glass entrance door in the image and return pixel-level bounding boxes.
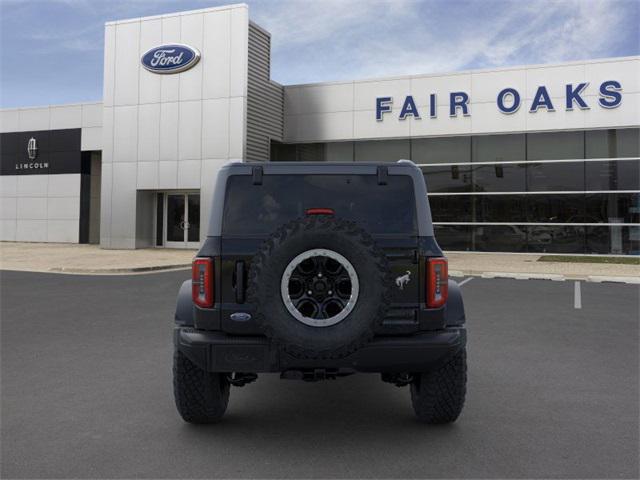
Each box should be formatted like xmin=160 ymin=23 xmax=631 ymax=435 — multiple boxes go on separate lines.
xmin=164 ymin=193 xmax=200 ymax=248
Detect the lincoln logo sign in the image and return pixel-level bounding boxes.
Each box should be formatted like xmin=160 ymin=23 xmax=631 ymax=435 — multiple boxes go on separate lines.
xmin=16 ymin=137 xmax=48 ymax=171
xmin=376 ymin=80 xmax=622 ymax=120
xmin=27 ymin=137 xmax=38 ymax=160
xmin=141 ymin=44 xmax=200 ymax=74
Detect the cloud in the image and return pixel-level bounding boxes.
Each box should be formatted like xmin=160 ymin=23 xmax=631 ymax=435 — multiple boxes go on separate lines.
xmin=25 ymin=24 xmax=103 ymax=53
xmin=251 ymin=0 xmax=416 ymax=48
xmin=474 ymin=0 xmax=628 ymax=66
xmin=254 ymin=0 xmax=637 ymax=84
xmin=0 ymin=0 xmax=637 ymax=107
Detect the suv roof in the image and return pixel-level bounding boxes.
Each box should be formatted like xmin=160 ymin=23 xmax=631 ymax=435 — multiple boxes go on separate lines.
xmin=220 ymin=159 xmax=416 ymax=169
xmin=207 ymin=160 xmax=434 ymax=237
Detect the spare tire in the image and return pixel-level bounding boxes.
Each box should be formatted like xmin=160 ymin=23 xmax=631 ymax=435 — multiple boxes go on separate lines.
xmin=247 ymin=216 xmax=391 ymax=359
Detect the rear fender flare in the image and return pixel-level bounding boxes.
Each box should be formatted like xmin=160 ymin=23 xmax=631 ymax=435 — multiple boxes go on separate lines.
xmin=444 ymin=279 xmax=466 ymax=326
xmin=175 ymin=280 xmax=194 ymax=326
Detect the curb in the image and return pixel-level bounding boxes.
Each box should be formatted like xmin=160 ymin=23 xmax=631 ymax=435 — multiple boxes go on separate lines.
xmin=449 ymin=270 xmax=640 ymax=284
xmin=587 ymin=275 xmax=640 ymax=284
xmin=5 ymin=266 xmax=638 ymax=283
xmin=48 ymin=263 xmax=191 ymax=274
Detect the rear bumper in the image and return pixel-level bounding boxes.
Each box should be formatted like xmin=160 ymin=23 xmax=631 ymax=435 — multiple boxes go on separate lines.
xmin=174 ymin=327 xmax=466 ymax=373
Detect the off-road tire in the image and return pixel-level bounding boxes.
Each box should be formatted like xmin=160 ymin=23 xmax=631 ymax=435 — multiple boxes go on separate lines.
xmin=410 ymin=347 xmax=467 ymax=423
xmin=173 ymin=350 xmax=230 ymax=424
xmin=247 ymin=215 xmax=392 ymax=360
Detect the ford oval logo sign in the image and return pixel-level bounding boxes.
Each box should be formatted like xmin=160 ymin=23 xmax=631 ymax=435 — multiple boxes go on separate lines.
xmin=141 ymin=44 xmax=200 ymax=74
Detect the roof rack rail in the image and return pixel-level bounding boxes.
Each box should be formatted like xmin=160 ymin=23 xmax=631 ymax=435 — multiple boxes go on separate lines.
xmin=397 ymin=159 xmax=416 ymax=165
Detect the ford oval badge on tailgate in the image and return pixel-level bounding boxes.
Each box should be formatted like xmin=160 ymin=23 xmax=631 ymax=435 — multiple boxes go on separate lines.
xmin=230 ymin=312 xmax=252 ymax=322
xmin=141 ymin=44 xmax=200 ymax=74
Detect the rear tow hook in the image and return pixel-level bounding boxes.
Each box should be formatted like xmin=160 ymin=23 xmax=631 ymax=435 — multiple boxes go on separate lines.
xmin=226 ymin=372 xmax=258 ymax=387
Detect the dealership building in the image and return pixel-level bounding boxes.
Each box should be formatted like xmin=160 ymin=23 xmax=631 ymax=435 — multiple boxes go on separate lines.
xmin=1 ymin=3 xmax=638 ymax=254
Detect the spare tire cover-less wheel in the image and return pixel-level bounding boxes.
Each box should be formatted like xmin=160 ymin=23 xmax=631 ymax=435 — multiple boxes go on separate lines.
xmin=247 ymin=216 xmax=391 ymax=359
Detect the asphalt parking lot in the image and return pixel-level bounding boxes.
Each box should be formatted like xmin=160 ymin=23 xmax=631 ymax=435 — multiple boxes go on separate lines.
xmin=1 ymin=270 xmax=638 ymax=479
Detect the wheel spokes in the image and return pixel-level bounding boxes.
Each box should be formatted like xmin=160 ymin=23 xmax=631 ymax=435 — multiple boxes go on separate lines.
xmin=294 ymin=297 xmax=320 ymax=318
xmin=289 ymin=259 xmax=352 ymax=318
xmin=288 ymin=275 xmax=305 ymax=299
xmin=282 ymin=250 xmax=358 ymax=325
xmin=320 ymin=298 xmax=344 ymax=319
xmin=335 ymin=275 xmax=352 ymax=299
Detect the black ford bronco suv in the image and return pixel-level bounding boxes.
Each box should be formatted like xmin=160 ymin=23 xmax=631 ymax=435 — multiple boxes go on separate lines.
xmin=173 ymin=160 xmax=467 ymax=424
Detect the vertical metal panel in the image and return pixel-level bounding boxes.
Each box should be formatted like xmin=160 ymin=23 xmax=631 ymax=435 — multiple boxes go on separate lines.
xmin=246 ymin=23 xmax=284 ymax=162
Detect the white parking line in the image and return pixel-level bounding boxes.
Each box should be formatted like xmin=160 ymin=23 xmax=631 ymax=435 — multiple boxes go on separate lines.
xmin=458 ymin=277 xmax=474 ymax=287
xmin=574 ymin=281 xmax=582 ymax=309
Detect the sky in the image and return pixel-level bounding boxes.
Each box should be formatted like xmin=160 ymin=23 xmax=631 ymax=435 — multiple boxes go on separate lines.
xmin=0 ymin=0 xmax=638 ymax=108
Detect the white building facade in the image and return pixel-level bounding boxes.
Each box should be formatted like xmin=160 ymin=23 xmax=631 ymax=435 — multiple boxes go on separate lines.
xmin=1 ymin=4 xmax=638 ymax=254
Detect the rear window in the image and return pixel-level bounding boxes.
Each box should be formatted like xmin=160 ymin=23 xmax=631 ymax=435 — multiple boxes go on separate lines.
xmin=222 ymin=174 xmax=417 ymax=235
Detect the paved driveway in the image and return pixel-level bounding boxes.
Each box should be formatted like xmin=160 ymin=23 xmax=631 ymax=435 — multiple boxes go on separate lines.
xmin=1 ymin=270 xmax=638 ymax=478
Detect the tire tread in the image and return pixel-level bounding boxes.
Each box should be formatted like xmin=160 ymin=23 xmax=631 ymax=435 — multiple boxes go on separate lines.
xmin=410 ymin=348 xmax=467 ymax=424
xmin=173 ymin=350 xmax=230 ymax=424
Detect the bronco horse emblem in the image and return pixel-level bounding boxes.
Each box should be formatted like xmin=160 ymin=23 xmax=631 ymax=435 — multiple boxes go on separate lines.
xmin=395 ymin=271 xmax=411 ymax=290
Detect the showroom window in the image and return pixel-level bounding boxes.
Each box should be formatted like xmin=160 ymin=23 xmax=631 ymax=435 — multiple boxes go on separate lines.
xmin=429 ymin=196 xmax=474 ymax=222
xmin=475 ymin=194 xmax=529 ymax=223
xmin=354 ymin=139 xmax=410 ymax=163
xmin=434 ymin=225 xmax=473 ymax=251
xmin=422 ymin=165 xmax=473 ymax=193
xmin=526 ymin=162 xmax=585 ymax=191
xmin=412 ymin=136 xmax=471 ymax=164
xmin=325 ymin=142 xmax=354 ymax=162
xmin=270 ymin=141 xmax=354 ymax=162
xmin=585 ymin=128 xmax=640 ymax=158
xmin=527 ymin=131 xmax=584 ymax=160
xmin=585 ymin=160 xmax=640 ymax=191
xmin=471 ymin=163 xmax=526 ymax=192
xmin=585 ymin=192 xmax=640 ymax=224
xmin=586 ymin=226 xmax=638 ymax=255
xmin=472 ymin=225 xmax=529 ymax=253
xmin=472 ymin=133 xmax=525 ymax=163
xmin=526 ymin=194 xmax=586 ymax=223
xmin=269 ymin=128 xmax=640 ymax=254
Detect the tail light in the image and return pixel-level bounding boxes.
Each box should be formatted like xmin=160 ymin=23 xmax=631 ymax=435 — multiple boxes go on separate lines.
xmin=426 ymin=257 xmax=448 ymax=308
xmin=192 ymin=257 xmax=214 ymax=308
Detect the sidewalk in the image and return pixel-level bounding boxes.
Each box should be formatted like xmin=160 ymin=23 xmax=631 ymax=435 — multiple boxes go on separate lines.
xmin=0 ymin=242 xmax=194 ymax=274
xmin=1 ymin=242 xmax=638 ymax=282
xmin=446 ymin=252 xmax=640 ymax=283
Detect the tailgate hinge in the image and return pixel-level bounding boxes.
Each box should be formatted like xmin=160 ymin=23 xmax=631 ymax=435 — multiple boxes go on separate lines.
xmin=252 ymin=166 xmax=263 ymax=185
xmin=377 ymin=166 xmax=388 ymax=185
